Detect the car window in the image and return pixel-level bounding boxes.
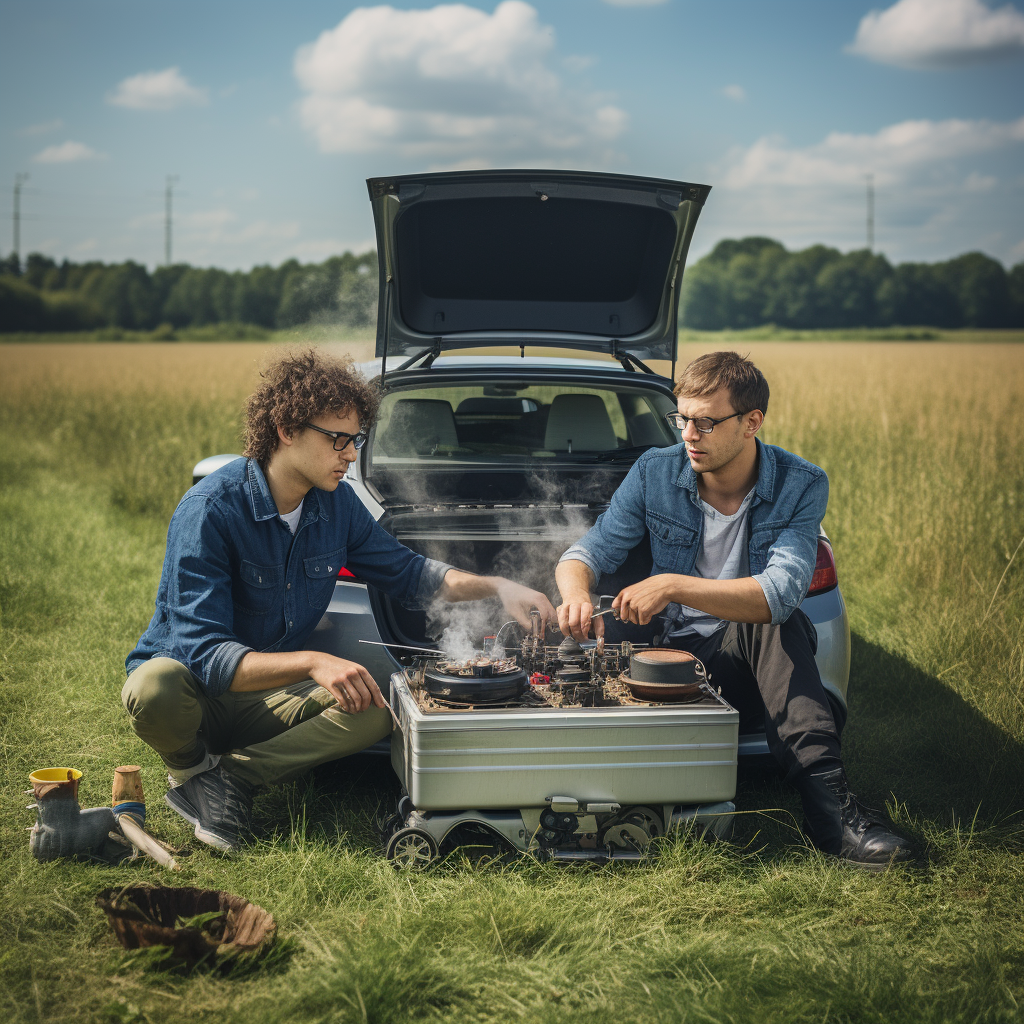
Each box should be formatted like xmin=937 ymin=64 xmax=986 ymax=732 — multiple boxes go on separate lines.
xmin=368 ymin=381 xmax=679 ymax=468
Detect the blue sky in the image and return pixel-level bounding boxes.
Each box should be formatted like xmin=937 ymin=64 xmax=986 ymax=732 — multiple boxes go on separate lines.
xmin=2 ymin=0 xmax=1022 ymax=270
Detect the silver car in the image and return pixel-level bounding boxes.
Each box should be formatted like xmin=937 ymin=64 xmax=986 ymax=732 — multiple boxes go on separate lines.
xmin=194 ymin=169 xmax=850 ymax=760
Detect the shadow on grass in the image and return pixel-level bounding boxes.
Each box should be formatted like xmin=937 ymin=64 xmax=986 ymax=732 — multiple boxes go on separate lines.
xmin=253 ymin=753 xmax=400 ymax=852
xmin=841 ymin=631 xmax=1024 ymax=827
xmin=731 ymin=630 xmax=1024 ymax=858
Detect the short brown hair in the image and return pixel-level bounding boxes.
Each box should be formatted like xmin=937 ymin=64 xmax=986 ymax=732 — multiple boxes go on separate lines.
xmin=243 ymin=347 xmax=380 ymax=466
xmin=673 ymin=351 xmax=769 ymax=416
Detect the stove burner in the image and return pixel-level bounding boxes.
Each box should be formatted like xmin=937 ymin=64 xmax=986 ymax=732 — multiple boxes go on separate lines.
xmin=434 ymin=657 xmax=519 ymax=678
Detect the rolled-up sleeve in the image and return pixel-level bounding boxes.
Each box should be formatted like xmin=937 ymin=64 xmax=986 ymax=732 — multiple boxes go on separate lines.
xmin=342 ymin=497 xmax=452 ymax=609
xmin=559 ymin=455 xmax=649 ymax=585
xmin=752 ymin=470 xmax=829 ymax=624
xmin=162 ymin=497 xmax=253 ymax=697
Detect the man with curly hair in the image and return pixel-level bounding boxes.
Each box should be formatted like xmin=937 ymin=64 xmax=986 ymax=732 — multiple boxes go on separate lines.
xmin=123 ymin=348 xmax=555 ymax=853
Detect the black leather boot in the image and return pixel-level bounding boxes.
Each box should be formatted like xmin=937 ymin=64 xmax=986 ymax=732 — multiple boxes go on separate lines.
xmin=795 ymin=765 xmax=915 ymax=870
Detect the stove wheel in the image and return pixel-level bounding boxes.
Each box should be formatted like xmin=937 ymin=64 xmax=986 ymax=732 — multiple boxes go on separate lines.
xmin=599 ymin=806 xmax=665 ymax=852
xmin=538 ymin=808 xmax=581 ymax=846
xmin=386 ymin=826 xmax=439 ymax=868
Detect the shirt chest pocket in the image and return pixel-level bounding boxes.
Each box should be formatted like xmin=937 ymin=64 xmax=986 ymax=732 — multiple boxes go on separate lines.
xmin=304 ymin=548 xmax=345 ymax=609
xmin=235 ymin=560 xmax=284 ymax=615
xmin=646 ymin=517 xmax=699 ymax=574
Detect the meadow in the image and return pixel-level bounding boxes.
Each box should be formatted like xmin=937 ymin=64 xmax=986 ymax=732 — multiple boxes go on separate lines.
xmin=1 ymin=339 xmax=1022 ymax=1024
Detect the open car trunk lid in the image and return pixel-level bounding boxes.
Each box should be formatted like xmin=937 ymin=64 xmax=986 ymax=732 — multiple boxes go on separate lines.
xmin=367 ymin=169 xmax=710 ymax=365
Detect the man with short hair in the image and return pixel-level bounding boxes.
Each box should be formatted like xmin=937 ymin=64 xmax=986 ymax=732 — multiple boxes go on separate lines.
xmin=556 ymin=351 xmax=912 ymax=869
xmin=124 ymin=348 xmax=555 ymax=852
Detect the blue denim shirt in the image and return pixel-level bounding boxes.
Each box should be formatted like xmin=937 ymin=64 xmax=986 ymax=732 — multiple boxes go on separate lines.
xmin=127 ymin=458 xmax=451 ymax=697
xmin=559 ymin=439 xmax=828 ymax=629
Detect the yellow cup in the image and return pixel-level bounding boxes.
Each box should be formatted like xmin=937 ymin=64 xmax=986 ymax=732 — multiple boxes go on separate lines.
xmin=30 ymin=767 xmax=83 ymax=800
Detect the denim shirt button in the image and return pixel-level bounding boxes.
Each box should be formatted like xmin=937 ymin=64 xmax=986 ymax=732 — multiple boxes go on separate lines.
xmin=288 ymin=620 xmax=293 ymax=629
xmin=287 ymin=583 xmax=291 ymax=590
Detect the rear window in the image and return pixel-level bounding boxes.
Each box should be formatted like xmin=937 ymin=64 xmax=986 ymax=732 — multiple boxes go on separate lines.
xmin=367 ymin=381 xmax=680 ymax=469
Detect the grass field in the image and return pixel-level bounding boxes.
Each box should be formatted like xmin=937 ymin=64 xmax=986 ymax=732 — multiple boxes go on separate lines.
xmin=1 ymin=340 xmax=1022 ymax=1024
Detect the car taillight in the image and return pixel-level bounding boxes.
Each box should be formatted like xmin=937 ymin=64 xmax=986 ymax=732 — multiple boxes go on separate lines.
xmin=808 ymin=538 xmax=838 ymax=594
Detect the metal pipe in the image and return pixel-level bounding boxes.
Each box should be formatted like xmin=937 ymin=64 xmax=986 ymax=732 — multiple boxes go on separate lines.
xmin=358 ymin=639 xmax=445 ymax=656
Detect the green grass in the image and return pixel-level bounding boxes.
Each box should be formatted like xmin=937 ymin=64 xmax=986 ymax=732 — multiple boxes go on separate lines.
xmin=1 ymin=341 xmax=1022 ymax=1024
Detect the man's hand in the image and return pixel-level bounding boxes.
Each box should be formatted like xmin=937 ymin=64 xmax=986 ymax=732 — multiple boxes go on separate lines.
xmin=494 ymin=578 xmax=557 ymax=633
xmin=555 ymin=558 xmax=602 ymax=642
xmin=613 ymin=575 xmax=678 ymax=626
xmin=437 ymin=569 xmax=556 ymax=633
xmin=308 ymin=652 xmax=385 ymax=715
xmin=557 ymin=592 xmax=605 ymax=643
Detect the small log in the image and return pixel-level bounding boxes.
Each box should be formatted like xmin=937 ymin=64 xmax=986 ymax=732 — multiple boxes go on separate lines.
xmin=118 ymin=813 xmax=181 ymax=872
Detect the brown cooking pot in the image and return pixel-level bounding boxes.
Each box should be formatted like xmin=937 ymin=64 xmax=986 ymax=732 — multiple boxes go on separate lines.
xmin=623 ymin=649 xmax=705 ymax=702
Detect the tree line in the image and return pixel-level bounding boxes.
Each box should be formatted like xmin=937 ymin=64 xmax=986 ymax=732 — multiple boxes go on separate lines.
xmin=0 ymin=250 xmax=378 ymax=333
xmin=680 ymin=237 xmax=1024 ymax=330
xmin=2 ymin=238 xmax=1023 ymax=333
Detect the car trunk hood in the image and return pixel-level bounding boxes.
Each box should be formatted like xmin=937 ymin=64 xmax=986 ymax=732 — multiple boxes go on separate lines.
xmin=367 ymin=169 xmax=710 ymax=364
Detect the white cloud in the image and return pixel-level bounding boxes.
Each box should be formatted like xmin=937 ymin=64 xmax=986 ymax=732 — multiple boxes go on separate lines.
xmin=178 ymin=208 xmax=301 ymax=245
xmin=723 ymin=116 xmax=1024 ymax=189
xmin=964 ymin=171 xmax=998 ymax=190
xmin=20 ymin=119 xmax=63 ymax=136
xmin=698 ymin=115 xmax=1024 ymax=264
xmin=294 ymin=1 xmax=627 ymax=165
xmin=33 ymin=140 xmax=105 ymax=163
xmin=722 ymin=84 xmax=746 ymax=102
xmin=848 ymin=0 xmax=1024 ymax=69
xmin=107 ymin=67 xmax=208 ymax=110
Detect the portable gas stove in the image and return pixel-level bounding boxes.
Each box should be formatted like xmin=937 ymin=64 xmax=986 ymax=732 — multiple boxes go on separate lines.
xmin=381 ymin=621 xmax=739 ymax=866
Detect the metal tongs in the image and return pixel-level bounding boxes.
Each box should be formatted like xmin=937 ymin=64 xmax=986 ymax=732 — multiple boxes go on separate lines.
xmin=589 ymin=595 xmax=621 ymax=621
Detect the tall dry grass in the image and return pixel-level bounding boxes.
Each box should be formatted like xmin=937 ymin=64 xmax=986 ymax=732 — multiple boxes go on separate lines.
xmin=1 ymin=340 xmax=1022 ymax=1024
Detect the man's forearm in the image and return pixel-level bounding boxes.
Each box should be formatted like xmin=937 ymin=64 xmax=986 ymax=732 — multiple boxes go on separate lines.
xmin=668 ymin=575 xmax=772 ymax=623
xmin=555 ymin=559 xmax=596 ymax=602
xmin=230 ymin=650 xmax=320 ymax=692
xmin=435 ymin=568 xmax=502 ymax=603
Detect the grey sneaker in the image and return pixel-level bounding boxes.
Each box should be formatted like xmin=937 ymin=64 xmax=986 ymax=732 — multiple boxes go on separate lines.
xmin=166 ymin=751 xmax=221 ymax=789
xmin=165 ymin=764 xmax=254 ymax=853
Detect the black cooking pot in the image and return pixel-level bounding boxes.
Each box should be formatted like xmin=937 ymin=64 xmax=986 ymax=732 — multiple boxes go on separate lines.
xmin=623 ymin=649 xmax=705 ymax=702
xmin=422 ymin=666 xmax=529 ymax=703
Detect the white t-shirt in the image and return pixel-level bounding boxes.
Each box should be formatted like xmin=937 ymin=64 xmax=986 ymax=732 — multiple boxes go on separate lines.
xmin=278 ymin=498 xmax=305 ymax=535
xmin=667 ymin=486 xmax=755 ymax=639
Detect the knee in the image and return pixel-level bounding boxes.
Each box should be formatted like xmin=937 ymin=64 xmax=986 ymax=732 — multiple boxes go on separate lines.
xmin=122 ymin=658 xmax=197 ymax=725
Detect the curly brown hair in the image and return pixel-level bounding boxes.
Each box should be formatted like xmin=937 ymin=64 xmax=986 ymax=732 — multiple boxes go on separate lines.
xmin=243 ymin=347 xmax=380 ymax=466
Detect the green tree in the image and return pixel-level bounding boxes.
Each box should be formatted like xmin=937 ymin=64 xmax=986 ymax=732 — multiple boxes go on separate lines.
xmin=78 ymin=261 xmax=157 ymax=328
xmin=935 ymin=252 xmax=1010 ymax=327
xmin=1008 ymin=262 xmax=1024 ymax=327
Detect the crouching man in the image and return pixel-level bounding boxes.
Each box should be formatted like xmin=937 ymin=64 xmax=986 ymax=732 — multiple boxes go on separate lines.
xmin=556 ymin=351 xmax=913 ymax=870
xmin=124 ymin=348 xmax=555 ymax=853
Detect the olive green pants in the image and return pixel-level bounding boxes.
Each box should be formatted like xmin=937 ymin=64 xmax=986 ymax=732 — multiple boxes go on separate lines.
xmin=122 ymin=657 xmax=392 ymax=788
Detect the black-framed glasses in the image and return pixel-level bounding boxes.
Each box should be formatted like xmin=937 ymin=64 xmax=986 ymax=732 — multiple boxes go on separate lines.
xmin=665 ymin=410 xmax=748 ymax=434
xmin=303 ymin=422 xmax=369 ymax=451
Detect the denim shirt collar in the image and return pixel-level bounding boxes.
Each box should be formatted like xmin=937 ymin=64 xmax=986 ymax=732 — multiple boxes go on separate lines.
xmin=676 ymin=437 xmax=777 ymax=507
xmin=246 ymin=458 xmax=331 ymax=526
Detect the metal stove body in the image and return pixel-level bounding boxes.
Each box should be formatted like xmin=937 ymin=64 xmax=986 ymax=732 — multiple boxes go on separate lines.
xmin=384 ymin=636 xmax=740 ymax=866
